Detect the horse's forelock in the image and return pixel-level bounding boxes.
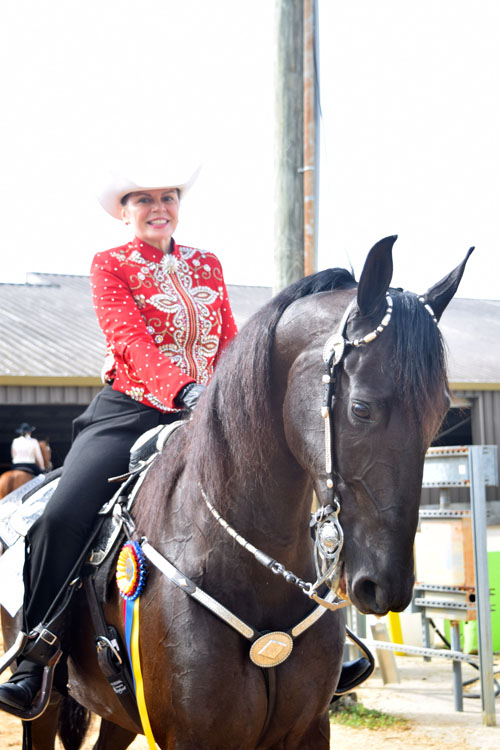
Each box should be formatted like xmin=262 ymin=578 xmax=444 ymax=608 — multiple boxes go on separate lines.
xmin=390 ymin=291 xmax=448 ymax=435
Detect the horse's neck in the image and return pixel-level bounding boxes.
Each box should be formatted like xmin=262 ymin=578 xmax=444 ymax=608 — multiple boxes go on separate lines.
xmin=217 ymin=370 xmax=316 ymax=562
xmin=203 ymin=441 xmax=313 ymax=569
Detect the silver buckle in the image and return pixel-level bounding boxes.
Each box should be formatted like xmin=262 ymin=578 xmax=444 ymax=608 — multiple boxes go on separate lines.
xmin=40 ymin=628 xmax=58 ymax=646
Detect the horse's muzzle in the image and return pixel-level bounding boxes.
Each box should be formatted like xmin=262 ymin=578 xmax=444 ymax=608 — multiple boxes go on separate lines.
xmin=349 ymin=570 xmax=414 ymax=616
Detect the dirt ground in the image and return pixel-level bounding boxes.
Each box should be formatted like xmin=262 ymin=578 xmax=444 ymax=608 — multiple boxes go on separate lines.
xmin=0 ymin=652 xmax=499 ymax=749
xmin=333 ymin=655 xmax=500 ymax=750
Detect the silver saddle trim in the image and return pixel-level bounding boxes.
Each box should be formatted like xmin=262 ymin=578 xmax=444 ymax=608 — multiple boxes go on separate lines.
xmin=89 ymin=419 xmax=185 ymax=567
xmin=0 ymin=475 xmax=52 ymax=550
xmin=88 ymin=475 xmax=148 ymax=567
xmin=128 ymin=420 xmax=184 ymax=473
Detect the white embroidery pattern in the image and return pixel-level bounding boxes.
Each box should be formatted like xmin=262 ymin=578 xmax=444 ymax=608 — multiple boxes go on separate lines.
xmin=132 ymin=247 xmax=222 ymax=381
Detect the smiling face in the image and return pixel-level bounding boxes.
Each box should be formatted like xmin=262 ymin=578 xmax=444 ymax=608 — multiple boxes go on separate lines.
xmin=121 ymin=188 xmax=180 ymax=252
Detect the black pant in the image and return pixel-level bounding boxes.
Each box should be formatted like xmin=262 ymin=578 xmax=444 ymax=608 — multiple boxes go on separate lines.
xmin=25 ymin=386 xmax=178 ymax=630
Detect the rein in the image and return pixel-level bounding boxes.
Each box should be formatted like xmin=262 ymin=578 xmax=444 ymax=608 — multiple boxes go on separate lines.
xmin=200 ymin=487 xmax=348 ymax=611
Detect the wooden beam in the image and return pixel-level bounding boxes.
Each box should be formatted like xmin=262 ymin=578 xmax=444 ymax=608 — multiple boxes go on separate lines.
xmin=274 ymin=0 xmax=304 ymax=293
xmin=303 ymin=0 xmax=318 ymax=276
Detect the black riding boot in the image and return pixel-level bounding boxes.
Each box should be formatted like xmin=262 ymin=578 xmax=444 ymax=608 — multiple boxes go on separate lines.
xmin=0 ymin=659 xmax=43 ymax=710
xmin=0 ymin=617 xmax=64 ymax=719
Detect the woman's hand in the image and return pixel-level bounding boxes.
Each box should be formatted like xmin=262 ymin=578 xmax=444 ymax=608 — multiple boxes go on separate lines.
xmin=175 ymin=383 xmax=206 ymax=412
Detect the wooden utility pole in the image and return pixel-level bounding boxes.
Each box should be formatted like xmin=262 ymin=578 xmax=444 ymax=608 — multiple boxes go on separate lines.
xmin=274 ymin=0 xmax=304 ymax=293
xmin=303 ymin=0 xmax=319 ymax=277
xmin=274 ymin=0 xmax=318 ymax=293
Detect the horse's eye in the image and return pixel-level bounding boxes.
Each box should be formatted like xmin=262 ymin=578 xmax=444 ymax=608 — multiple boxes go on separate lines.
xmin=351 ymin=401 xmax=371 ymax=421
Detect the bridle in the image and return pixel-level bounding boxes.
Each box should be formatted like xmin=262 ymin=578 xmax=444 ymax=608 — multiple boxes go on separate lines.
xmin=314 ymin=294 xmax=395 ymax=589
xmin=199 ymin=290 xmax=439 ymax=608
xmin=315 ymin=290 xmax=439 ymax=588
xmin=199 ymin=293 xmax=402 ymax=609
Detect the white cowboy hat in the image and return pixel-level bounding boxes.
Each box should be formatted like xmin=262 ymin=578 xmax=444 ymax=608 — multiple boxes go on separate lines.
xmin=96 ymin=164 xmax=201 ymax=220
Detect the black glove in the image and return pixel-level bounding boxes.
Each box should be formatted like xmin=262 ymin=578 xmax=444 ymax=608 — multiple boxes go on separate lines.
xmin=175 ymin=383 xmax=206 ymax=412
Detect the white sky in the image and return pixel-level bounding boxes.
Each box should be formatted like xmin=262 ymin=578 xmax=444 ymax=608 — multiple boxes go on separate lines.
xmin=0 ymin=1 xmax=498 ymax=299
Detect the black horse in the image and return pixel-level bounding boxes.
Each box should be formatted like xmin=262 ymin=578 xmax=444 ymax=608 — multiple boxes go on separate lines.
xmin=2 ymin=236 xmax=471 ymax=749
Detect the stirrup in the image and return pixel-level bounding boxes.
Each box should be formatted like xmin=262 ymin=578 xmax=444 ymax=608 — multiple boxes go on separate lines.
xmin=0 ymin=654 xmax=62 ymax=721
xmin=0 ymin=627 xmax=62 ymax=720
xmin=0 ymin=631 xmax=29 ymax=677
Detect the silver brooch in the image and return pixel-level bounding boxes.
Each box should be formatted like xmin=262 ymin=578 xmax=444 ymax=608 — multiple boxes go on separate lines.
xmin=162 ymin=254 xmax=179 ymax=274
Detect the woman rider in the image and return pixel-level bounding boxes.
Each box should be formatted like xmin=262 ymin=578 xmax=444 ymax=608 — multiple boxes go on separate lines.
xmin=0 ymin=164 xmax=238 ymax=712
xmin=10 ymin=423 xmax=45 ymax=476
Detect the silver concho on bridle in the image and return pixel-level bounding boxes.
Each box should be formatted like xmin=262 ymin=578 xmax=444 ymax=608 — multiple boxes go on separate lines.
xmin=310 ymin=502 xmax=344 ymax=589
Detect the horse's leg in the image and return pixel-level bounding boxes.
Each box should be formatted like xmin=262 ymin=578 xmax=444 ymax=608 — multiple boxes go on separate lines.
xmin=93 ymin=719 xmax=137 ymax=750
xmin=275 ymin=711 xmax=330 ymax=750
xmin=57 ymin=694 xmax=92 ymax=750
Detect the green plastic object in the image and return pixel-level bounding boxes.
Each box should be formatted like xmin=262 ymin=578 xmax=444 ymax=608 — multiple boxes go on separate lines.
xmin=444 ymin=551 xmax=500 ymax=654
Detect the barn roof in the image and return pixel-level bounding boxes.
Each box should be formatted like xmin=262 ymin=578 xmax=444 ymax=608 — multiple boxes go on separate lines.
xmin=0 ymin=273 xmax=498 ymax=387
xmin=439 ymin=298 xmax=500 ymax=386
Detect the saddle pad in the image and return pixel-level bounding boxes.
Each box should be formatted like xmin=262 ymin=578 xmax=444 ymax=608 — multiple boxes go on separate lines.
xmin=0 ymin=473 xmax=58 ymax=549
xmin=0 ymin=474 xmax=60 ymax=617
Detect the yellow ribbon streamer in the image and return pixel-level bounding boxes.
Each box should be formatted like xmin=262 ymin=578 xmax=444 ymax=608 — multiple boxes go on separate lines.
xmin=131 ymin=597 xmax=157 ymax=749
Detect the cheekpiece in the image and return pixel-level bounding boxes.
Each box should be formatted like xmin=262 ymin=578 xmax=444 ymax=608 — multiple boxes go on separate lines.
xmin=116 ymin=540 xmax=148 ymax=600
xmin=322 ymin=333 xmax=345 ymax=367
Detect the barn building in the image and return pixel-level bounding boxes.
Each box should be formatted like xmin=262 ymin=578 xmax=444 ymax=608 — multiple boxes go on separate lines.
xmin=1 ymin=274 xmax=499 ymax=507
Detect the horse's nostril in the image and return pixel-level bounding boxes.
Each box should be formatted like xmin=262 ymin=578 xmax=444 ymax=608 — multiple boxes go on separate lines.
xmin=352 ymin=576 xmax=387 ymax=615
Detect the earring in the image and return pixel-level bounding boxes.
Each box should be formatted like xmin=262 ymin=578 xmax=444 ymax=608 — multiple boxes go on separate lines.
xmin=125 ymin=220 xmax=130 ymax=225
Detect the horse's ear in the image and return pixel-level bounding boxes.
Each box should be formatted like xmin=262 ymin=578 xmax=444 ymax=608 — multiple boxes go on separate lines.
xmin=357 ymin=235 xmax=397 ymax=316
xmin=423 ymin=247 xmax=474 ymax=321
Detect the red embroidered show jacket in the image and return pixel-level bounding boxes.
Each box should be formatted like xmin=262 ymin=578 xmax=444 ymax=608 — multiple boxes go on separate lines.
xmin=91 ymin=238 xmax=238 ymax=413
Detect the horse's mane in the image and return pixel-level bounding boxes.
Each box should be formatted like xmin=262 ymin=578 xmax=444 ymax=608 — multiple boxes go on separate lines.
xmin=197 ymin=268 xmax=358 ymax=489
xmin=135 ymin=269 xmax=448 ymax=533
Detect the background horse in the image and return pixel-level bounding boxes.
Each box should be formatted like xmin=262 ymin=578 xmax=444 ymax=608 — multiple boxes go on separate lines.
xmin=0 ymin=440 xmax=52 ymax=500
xmin=2 ymin=237 xmax=472 ymax=749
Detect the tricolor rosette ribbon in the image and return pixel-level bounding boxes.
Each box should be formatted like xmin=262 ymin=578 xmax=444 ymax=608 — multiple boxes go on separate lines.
xmin=116 ymin=540 xmax=147 ymax=600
